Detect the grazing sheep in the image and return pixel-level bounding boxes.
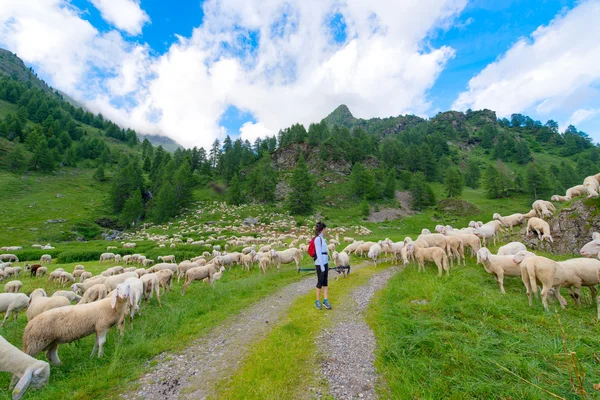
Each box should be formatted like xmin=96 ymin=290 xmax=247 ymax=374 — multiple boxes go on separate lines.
xmin=210 ymin=266 xmax=226 ymax=284
xmin=241 ymin=252 xmax=255 ymax=271
xmin=343 ymin=237 xmax=355 ymax=243
xmin=523 ymin=209 xmax=537 ymax=219
xmin=526 ymin=217 xmax=553 ymax=243
xmin=416 ymin=234 xmax=449 ymax=252
xmin=354 ymin=242 xmax=377 ymax=257
xmin=114 ymin=255 xmax=122 ymax=264
xmin=123 ymin=243 xmax=137 ymax=248
xmin=70 ymin=276 xmax=106 ymax=294
xmin=22 ymin=288 xmax=133 ymax=364
xmin=442 ymin=229 xmax=481 ymax=257
xmin=134 ymin=268 xmax=147 ymax=277
xmin=140 ymin=274 xmax=161 ymax=306
xmin=107 ymin=246 xmax=117 ymax=250
xmin=0 ymin=293 xmax=29 ymax=325
xmin=103 ymin=272 xmax=138 ymax=292
xmin=147 ymin=263 xmax=177 ymax=273
xmin=493 ymin=213 xmax=525 ymax=232
xmin=474 ymin=223 xmax=500 ymax=246
xmin=35 ymin=267 xmax=47 ymax=278
xmin=551 ymin=184 xmax=586 ymax=202
xmin=380 ymin=239 xmax=407 ymax=264
xmin=142 ymin=259 xmax=155 ymax=267
xmin=27 ymin=290 xmax=70 ymax=321
xmin=512 ymin=251 xmax=566 ymax=310
xmin=122 ymin=255 xmax=133 ymax=265
xmin=78 ymin=271 xmax=92 ymax=282
xmin=497 ymin=242 xmax=527 ymax=256
xmin=555 ymin=258 xmax=600 ymax=307
xmin=158 ymin=255 xmax=176 ymax=263
xmin=177 ymin=261 xmax=199 ymax=282
xmin=0 ymin=254 xmax=18 ymax=263
xmin=155 ymin=270 xmax=174 ymax=293
xmin=4 ymin=281 xmax=22 ymax=293
xmin=584 ymin=176 xmax=600 ymax=199
xmin=182 ymin=264 xmax=219 ymax=295
xmin=77 ymin=284 xmax=108 ymax=305
xmin=367 ymin=244 xmax=382 ymax=267
xmin=477 ymin=248 xmax=522 ymax=294
xmin=119 ymin=278 xmax=144 ymax=327
xmin=39 ymin=255 xmax=52 ymax=265
xmin=331 ymin=251 xmax=350 ymax=280
xmin=59 ymin=272 xmax=75 ymax=286
xmin=0 ymin=271 xmax=5 ymax=282
xmin=99 ymin=253 xmax=115 ymax=263
xmin=0 ymin=334 xmax=50 ymax=400
xmin=342 ymin=241 xmax=364 ymax=254
xmin=532 ymin=200 xmax=556 ymax=219
xmin=270 ymin=249 xmax=302 ymax=270
xmin=406 ymin=242 xmax=449 ymax=277
xmin=445 ymin=236 xmax=465 ymax=267
xmin=51 ymin=291 xmax=81 ymax=303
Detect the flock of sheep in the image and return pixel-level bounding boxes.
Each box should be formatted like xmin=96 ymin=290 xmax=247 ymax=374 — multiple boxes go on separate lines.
xmin=0 ymin=170 xmax=599 ymax=399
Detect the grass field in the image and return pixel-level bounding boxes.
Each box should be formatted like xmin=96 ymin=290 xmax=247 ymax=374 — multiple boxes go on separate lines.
xmin=0 ymin=258 xmax=315 ymax=400
xmin=368 ymin=259 xmax=600 ymax=399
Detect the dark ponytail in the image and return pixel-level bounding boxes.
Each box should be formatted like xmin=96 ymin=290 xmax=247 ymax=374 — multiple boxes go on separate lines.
xmin=314 ymin=221 xmax=326 ymax=237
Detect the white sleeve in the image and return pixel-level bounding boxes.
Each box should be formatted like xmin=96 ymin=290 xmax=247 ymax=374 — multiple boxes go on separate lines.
xmin=316 ymin=237 xmax=325 ymax=268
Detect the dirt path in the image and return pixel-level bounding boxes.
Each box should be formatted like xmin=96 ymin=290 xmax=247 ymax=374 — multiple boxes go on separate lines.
xmin=316 ymin=266 xmax=401 ymax=399
xmin=122 ymin=262 xmax=374 ymax=400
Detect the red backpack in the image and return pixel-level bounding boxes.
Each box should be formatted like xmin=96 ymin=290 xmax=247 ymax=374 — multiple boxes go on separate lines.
xmin=308 ymin=236 xmax=317 ymax=260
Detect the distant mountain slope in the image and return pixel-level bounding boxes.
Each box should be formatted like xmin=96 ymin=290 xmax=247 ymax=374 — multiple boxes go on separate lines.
xmin=322 ymin=104 xmax=425 ymax=136
xmin=138 ymin=133 xmax=183 ymax=152
xmin=0 ymin=48 xmax=53 ymax=93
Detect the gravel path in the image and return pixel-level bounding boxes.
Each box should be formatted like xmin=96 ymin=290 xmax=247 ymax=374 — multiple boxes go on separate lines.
xmin=317 ymin=266 xmax=401 ymax=400
xmin=122 ymin=262 xmax=373 ymax=400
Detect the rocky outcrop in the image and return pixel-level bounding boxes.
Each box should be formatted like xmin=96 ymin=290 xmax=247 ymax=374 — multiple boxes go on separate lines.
xmin=272 ymin=143 xmax=351 ymax=178
xmin=521 ymin=200 xmax=600 ymax=255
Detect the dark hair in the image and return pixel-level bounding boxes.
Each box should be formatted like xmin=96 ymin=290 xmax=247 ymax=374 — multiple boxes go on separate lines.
xmin=315 ymin=221 xmax=327 ymax=236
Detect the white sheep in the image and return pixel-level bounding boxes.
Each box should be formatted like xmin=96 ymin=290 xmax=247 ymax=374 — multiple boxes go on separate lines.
xmin=532 ymin=200 xmax=556 ymax=219
xmin=140 ymin=274 xmax=162 ymax=306
xmin=210 ymin=266 xmax=226 ymax=284
xmin=103 ymin=272 xmax=138 ymax=292
xmin=512 ymin=251 xmax=566 ymax=310
xmin=177 ymin=261 xmax=199 ymax=282
xmin=51 ymin=291 xmax=82 ymax=303
xmin=270 ymin=248 xmax=302 ymax=270
xmin=526 ymin=217 xmax=553 ymax=243
xmin=36 ymin=267 xmax=47 ymax=278
xmin=78 ymin=271 xmax=92 ymax=282
xmin=23 ymin=288 xmax=133 ymax=364
xmin=477 ymin=248 xmax=522 ymax=294
xmin=555 ymin=258 xmax=600 ymax=307
xmin=445 ymin=236 xmax=465 ymax=267
xmin=39 ymin=255 xmax=52 ymax=264
xmin=354 ymin=242 xmax=377 ymax=257
xmin=99 ymin=253 xmax=115 ymax=263
xmin=367 ymin=244 xmax=382 ymax=267
xmin=71 ymin=276 xmax=107 ymax=294
xmin=182 ymin=264 xmax=219 ymax=294
xmin=0 ymin=334 xmax=50 ymax=400
xmin=584 ymin=175 xmax=600 ymax=199
xmin=155 ymin=270 xmax=174 ymax=293
xmin=147 ymin=263 xmax=177 ymax=273
xmin=27 ymin=289 xmax=70 ymax=321
xmin=0 ymin=254 xmax=18 ymax=263
xmin=4 ymin=281 xmax=22 ymax=293
xmin=331 ymin=251 xmax=350 ymax=280
xmin=59 ymin=272 xmax=75 ymax=286
xmin=119 ymin=278 xmax=144 ymax=327
xmin=580 ymin=232 xmax=600 ymax=257
xmin=551 ymin=184 xmax=586 ymax=202
xmin=0 ymin=293 xmax=29 ymax=325
xmin=78 ymin=284 xmax=108 ymax=305
xmin=158 ymin=255 xmax=176 ymax=263
xmin=493 ymin=213 xmax=525 ymax=232
xmin=497 ymin=242 xmax=527 ymax=256
xmin=406 ymin=242 xmax=449 ymax=277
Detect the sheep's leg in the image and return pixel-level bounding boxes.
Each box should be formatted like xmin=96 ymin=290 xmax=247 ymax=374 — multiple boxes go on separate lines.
xmin=590 ymin=286 xmax=597 ymax=303
xmin=540 ymin=285 xmax=551 ymax=311
xmin=436 ymin=261 xmax=443 ymax=277
xmin=554 ymin=286 xmax=568 ymax=309
xmin=497 ymin=272 xmax=506 ymax=294
xmin=155 ymin=286 xmax=162 ymax=306
xmin=46 ymin=343 xmax=61 ymax=365
xmin=2 ymin=305 xmax=14 ymax=325
xmin=96 ymin=329 xmax=108 ymax=358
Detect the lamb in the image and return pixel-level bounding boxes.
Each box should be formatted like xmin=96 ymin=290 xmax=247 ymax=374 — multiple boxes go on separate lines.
xmin=26 ymin=290 xmax=70 ymax=321
xmin=22 ymin=288 xmax=133 ymax=364
xmin=140 ymin=274 xmax=162 ymax=306
xmin=51 ymin=291 xmax=81 ymax=303
xmin=258 ymin=256 xmax=270 ymax=274
xmin=354 ymin=242 xmax=377 ymax=257
xmin=182 ymin=264 xmax=219 ymax=295
xmin=584 ymin=175 xmax=600 ymax=199
xmin=241 ymin=252 xmax=255 ymax=271
xmin=381 ymin=239 xmax=408 ymax=264
xmin=526 ymin=217 xmax=553 ymax=243
xmin=551 ymin=184 xmax=587 ymax=202
xmin=35 ymin=267 xmax=47 ymax=278
xmin=331 ymin=251 xmax=350 ymax=280
xmin=4 ymin=281 xmax=22 ymax=293
xmin=532 ymin=200 xmax=556 ymax=219
xmin=0 ymin=293 xmax=29 ymax=325
xmin=493 ymin=213 xmax=525 ymax=232
xmin=78 ymin=271 xmax=92 ymax=282
xmin=0 ymin=334 xmax=50 ymax=400
xmin=270 ymin=248 xmax=302 ymax=270
xmin=367 ymin=244 xmax=382 ymax=267
xmin=445 ymin=236 xmax=465 ymax=267
xmin=99 ymin=253 xmax=115 ymax=263
xmin=158 ymin=255 xmax=176 ymax=263
xmin=78 ymin=284 xmax=108 ymax=305
xmin=103 ymin=272 xmax=138 ymax=292
xmin=406 ymin=242 xmax=449 ymax=277
xmin=477 ymin=248 xmax=522 ymax=294
xmin=496 ymin=242 xmax=526 ymax=256
xmin=210 ymin=266 xmax=226 ymax=284
xmin=142 ymin=259 xmax=155 ymax=267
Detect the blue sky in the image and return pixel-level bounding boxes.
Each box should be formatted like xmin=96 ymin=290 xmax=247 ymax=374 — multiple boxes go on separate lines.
xmin=2 ymin=0 xmax=599 ymax=148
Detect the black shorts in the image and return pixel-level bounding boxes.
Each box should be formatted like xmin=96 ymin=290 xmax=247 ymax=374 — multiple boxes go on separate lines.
xmin=316 ymin=264 xmax=329 ymax=289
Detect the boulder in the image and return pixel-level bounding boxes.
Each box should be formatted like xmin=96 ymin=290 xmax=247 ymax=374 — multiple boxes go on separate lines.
xmin=243 ymin=217 xmax=260 ymax=226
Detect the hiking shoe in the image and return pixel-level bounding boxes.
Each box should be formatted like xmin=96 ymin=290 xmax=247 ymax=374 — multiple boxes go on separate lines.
xmin=323 ymin=299 xmax=332 ymax=310
xmin=315 ymin=300 xmax=322 ymax=310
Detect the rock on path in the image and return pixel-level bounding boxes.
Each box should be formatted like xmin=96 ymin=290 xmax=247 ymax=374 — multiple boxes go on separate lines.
xmin=317 ymin=266 xmax=401 ymax=400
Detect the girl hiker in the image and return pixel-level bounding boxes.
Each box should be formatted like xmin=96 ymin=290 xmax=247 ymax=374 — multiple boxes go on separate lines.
xmin=312 ymin=221 xmax=331 ymax=310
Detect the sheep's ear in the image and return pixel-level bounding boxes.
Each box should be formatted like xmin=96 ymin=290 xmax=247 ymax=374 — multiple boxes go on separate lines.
xmin=593 ymin=232 xmax=600 ymax=241
xmin=12 ymin=368 xmax=33 ymax=400
xmin=111 ymin=290 xmax=117 ymax=309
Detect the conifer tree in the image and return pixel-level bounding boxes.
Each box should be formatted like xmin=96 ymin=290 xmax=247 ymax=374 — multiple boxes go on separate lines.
xmin=287 ymin=154 xmax=314 ymax=215
xmin=444 ymin=167 xmax=464 ymax=198
xmin=120 ymin=190 xmax=143 ymax=227
xmin=464 ymin=159 xmax=481 ymax=189
xmin=228 ymin=173 xmax=244 ymax=206
xmin=383 ymin=169 xmax=396 ymax=199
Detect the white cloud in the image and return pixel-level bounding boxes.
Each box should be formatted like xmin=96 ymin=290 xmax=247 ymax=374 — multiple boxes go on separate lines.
xmin=240 ymin=121 xmax=273 ymax=142
xmin=0 ymin=0 xmax=470 ymax=149
xmin=90 ymin=0 xmax=149 ymax=35
xmin=453 ymin=1 xmax=600 ymax=120
xmin=565 ymin=108 xmax=600 ymax=128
